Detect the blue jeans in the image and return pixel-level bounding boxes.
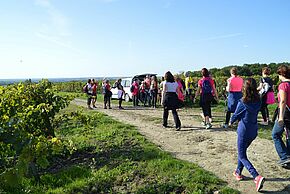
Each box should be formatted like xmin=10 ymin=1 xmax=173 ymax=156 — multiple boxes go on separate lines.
xmin=236 ymin=135 xmax=259 ymax=178
xmin=272 ymin=120 xmax=290 ymax=160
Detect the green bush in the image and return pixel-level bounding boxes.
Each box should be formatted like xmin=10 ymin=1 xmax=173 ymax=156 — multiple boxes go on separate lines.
xmin=0 ymin=80 xmax=72 ymax=191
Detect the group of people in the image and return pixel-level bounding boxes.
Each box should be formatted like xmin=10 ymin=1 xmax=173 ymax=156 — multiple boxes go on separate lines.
xmin=83 ymin=79 xmax=98 ymax=109
xmin=83 ymin=65 xmax=290 ymax=192
xmin=160 ymin=65 xmax=290 ymax=192
xmin=130 ymin=75 xmax=160 ymax=108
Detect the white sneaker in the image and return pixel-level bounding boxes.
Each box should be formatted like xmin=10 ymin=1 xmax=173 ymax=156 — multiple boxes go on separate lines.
xmin=261 ymin=121 xmax=268 ymax=126
xmin=205 ymin=123 xmax=212 ymax=129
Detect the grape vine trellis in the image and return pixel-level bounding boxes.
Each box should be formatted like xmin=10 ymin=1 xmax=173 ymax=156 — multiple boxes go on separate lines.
xmin=0 ymin=80 xmax=72 ymax=190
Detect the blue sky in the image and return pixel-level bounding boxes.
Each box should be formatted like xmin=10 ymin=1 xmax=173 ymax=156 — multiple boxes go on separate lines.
xmin=0 ymin=0 xmax=290 ymax=79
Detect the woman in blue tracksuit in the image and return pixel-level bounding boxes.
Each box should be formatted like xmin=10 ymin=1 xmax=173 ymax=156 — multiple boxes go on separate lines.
xmin=229 ymin=78 xmax=265 ymax=192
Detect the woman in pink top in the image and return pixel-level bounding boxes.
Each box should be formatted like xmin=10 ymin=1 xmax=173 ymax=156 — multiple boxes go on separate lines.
xmin=176 ymin=77 xmax=185 ymax=107
xmin=272 ymin=65 xmax=290 ymax=166
xmin=194 ymin=68 xmax=218 ymax=129
xmin=131 ymin=79 xmax=139 ymax=107
xmin=222 ymin=67 xmax=243 ymax=128
xmin=150 ymin=75 xmax=158 ymax=108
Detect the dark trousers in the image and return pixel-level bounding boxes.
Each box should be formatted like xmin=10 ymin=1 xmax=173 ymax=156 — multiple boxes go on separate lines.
xmin=151 ymin=89 xmax=158 ymax=108
xmin=87 ymin=94 xmax=92 ymax=106
xmin=225 ymin=111 xmax=232 ymax=124
xmin=144 ymin=90 xmax=151 ymax=106
xmin=201 ymin=101 xmax=212 ymax=118
xmin=104 ymin=96 xmax=111 ymax=108
xmin=132 ymin=95 xmax=138 ymax=106
xmin=163 ymin=108 xmax=181 ymax=128
xmin=118 ymin=98 xmax=123 ymax=108
xmin=260 ymin=95 xmax=269 ymax=122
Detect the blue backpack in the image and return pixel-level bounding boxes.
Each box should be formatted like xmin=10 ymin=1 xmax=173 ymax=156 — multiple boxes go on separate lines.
xmin=202 ymin=79 xmax=212 ymax=94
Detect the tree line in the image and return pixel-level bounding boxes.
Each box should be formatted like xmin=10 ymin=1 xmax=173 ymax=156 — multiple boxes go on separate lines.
xmin=179 ymin=62 xmax=290 ymax=78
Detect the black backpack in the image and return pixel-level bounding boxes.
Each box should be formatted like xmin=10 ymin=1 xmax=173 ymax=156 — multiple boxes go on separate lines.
xmin=202 ymin=79 xmax=212 ymax=94
xmin=83 ymin=84 xmax=88 ymax=93
xmin=130 ymin=85 xmax=134 ymax=92
xmin=201 ymin=78 xmax=213 ymax=103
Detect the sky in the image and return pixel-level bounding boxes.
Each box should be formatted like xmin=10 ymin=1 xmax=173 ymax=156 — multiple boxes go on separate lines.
xmin=0 ymin=0 xmax=290 ymax=79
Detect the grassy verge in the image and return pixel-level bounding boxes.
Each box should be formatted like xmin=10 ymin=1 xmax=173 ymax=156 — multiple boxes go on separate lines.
xmin=23 ymin=104 xmax=238 ymax=194
xmin=57 ymin=92 xmax=132 ymax=106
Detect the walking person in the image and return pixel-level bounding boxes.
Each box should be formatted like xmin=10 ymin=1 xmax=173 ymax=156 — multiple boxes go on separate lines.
xmin=199 ymin=73 xmax=216 ymax=123
xmin=184 ymin=71 xmax=194 ymax=102
xmin=144 ymin=75 xmax=151 ymax=107
xmin=162 ymin=71 xmax=181 ymax=130
xmin=176 ymin=77 xmax=185 ymax=108
xmin=222 ymin=67 xmax=244 ymax=128
xmin=158 ymin=76 xmax=165 ymax=106
xmin=140 ymin=81 xmax=146 ymax=106
xmin=131 ymin=79 xmax=139 ymax=107
xmin=150 ymin=75 xmax=158 ymax=108
xmin=194 ymin=68 xmax=218 ymax=129
xmin=84 ymin=79 xmax=93 ymax=109
xmin=230 ymin=78 xmax=265 ymax=192
xmin=92 ymin=79 xmax=98 ymax=108
xmin=257 ymin=67 xmax=275 ymax=125
xmin=103 ymin=80 xmax=112 ymax=109
xmin=115 ymin=79 xmax=125 ymax=109
xmin=272 ymin=65 xmax=290 ymax=166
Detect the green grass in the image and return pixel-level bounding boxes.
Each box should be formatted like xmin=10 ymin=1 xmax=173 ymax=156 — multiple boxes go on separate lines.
xmin=57 ymin=91 xmax=133 ymax=106
xmin=18 ymin=104 xmax=238 ymax=194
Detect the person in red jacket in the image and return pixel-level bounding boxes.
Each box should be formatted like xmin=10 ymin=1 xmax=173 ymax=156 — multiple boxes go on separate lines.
xmin=92 ymin=79 xmax=98 ymax=108
xmin=131 ymin=79 xmax=139 ymax=107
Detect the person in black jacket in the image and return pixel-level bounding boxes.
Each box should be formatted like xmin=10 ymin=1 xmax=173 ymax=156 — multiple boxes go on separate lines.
xmin=257 ymin=67 xmax=274 ymax=125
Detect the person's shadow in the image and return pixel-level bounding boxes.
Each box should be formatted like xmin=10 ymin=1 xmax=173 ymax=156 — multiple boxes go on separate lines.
xmin=281 ymin=163 xmax=290 ymax=170
xmin=259 ymin=177 xmax=290 ymax=193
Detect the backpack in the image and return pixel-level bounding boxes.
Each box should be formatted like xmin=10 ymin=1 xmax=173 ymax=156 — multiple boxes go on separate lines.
xmin=130 ymin=84 xmax=134 ymax=93
xmin=83 ymin=84 xmax=88 ymax=93
xmin=202 ymin=79 xmax=212 ymax=94
xmin=102 ymin=85 xmax=106 ymax=94
xmin=259 ymin=78 xmax=270 ymax=96
xmin=200 ymin=78 xmax=213 ymax=104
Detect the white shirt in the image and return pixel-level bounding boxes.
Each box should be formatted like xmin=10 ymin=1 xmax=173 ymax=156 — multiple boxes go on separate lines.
xmin=164 ymin=81 xmax=178 ymax=93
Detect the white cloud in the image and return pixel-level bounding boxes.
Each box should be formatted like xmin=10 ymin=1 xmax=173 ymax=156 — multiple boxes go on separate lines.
xmin=34 ymin=0 xmax=75 ymax=50
xmin=194 ymin=33 xmax=243 ymax=42
xmin=34 ymin=0 xmax=70 ymax=36
xmin=47 ymin=9 xmax=71 ymax=36
xmin=35 ymin=31 xmax=81 ymax=53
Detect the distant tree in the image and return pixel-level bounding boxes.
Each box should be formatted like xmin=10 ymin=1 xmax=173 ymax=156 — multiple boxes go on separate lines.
xmin=175 ymin=62 xmax=289 ymax=80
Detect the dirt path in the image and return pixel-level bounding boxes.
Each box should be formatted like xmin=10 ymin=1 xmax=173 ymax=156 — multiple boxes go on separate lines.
xmin=73 ymin=99 xmax=290 ymax=193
